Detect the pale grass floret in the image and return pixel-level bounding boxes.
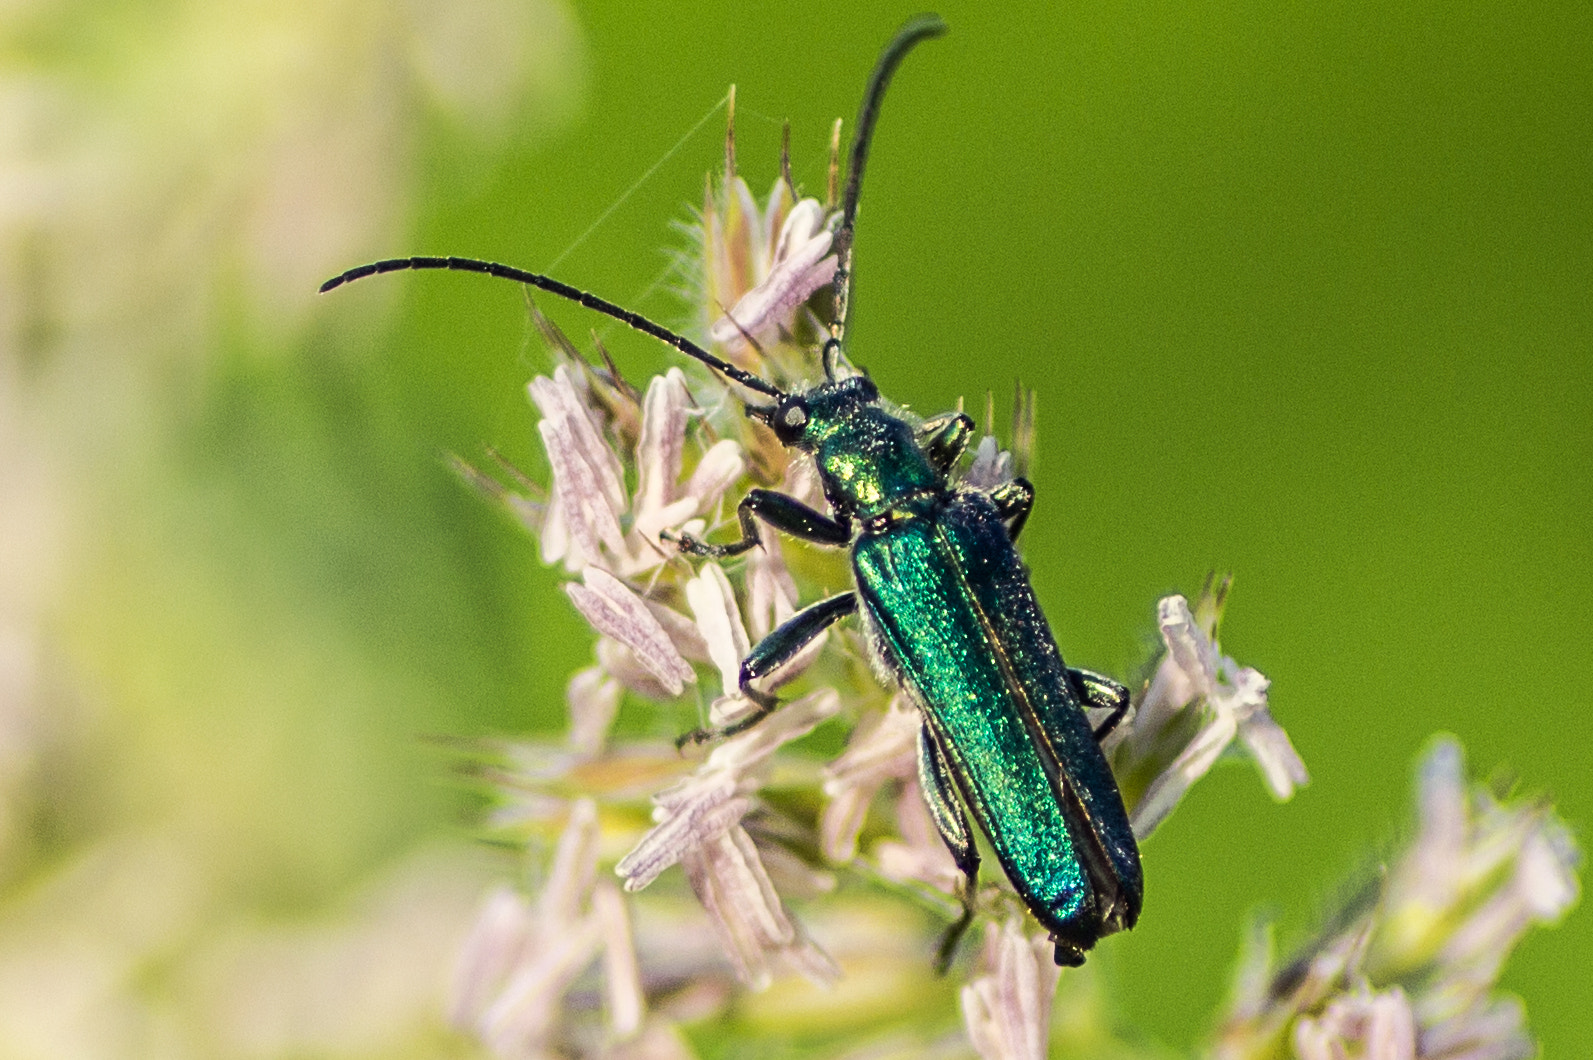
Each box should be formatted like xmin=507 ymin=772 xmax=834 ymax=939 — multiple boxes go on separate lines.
xmin=682 ymin=562 xmax=754 ymax=722
xmin=690 ymin=557 xmax=826 ymax=723
xmin=743 ymin=535 xmax=801 ymax=641
xmin=612 ymin=688 xmax=840 ymax=892
xmin=565 ymin=666 xmax=623 ymax=757
xmin=872 ymin=775 xmax=966 ymax=897
xmin=960 ymin=919 xmax=1063 ymax=1060
xmin=1293 ymin=985 xmax=1419 ymax=1060
xmin=530 ymin=367 xmax=628 ymax=571
xmin=709 ymin=196 xmax=838 ymax=354
xmin=614 ymin=689 xmax=842 ymax=988
xmin=818 ymin=694 xmax=921 ymax=863
xmin=532 ymin=366 xmax=746 ymax=577
xmin=680 ymin=824 xmax=839 ymax=989
xmin=961 ymin=435 xmax=1014 ymax=490
xmin=1114 ymin=591 xmax=1309 ymax=838
xmin=453 ymin=799 xmax=645 ymax=1059
xmin=443 ymin=154 xmax=1577 ymax=1060
xmin=1211 ymin=738 xmax=1578 ymax=1060
xmin=631 ymin=371 xmax=747 ymax=553
xmin=566 ymin=567 xmax=697 ymax=698
xmin=1381 ymin=741 xmax=1578 ymax=982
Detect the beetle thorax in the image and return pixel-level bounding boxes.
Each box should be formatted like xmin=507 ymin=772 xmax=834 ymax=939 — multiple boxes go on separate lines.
xmin=779 ymin=379 xmax=940 ymax=520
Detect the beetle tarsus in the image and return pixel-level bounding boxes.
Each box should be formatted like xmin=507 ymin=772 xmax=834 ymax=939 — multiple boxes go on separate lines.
xmin=665 ymin=529 xmax=760 ymax=558
xmin=675 ymin=688 xmax=780 ymax=749
xmin=989 ymin=476 xmax=1035 ymax=542
xmin=663 ymin=488 xmax=850 ymax=559
xmin=1068 ymin=667 xmax=1132 ymax=742
xmin=1051 ymin=938 xmax=1087 ymax=968
xmin=934 ymin=895 xmax=977 ymax=975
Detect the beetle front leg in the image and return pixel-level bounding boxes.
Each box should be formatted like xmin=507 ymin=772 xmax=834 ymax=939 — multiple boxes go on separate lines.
xmin=988 ymin=477 xmax=1035 ymax=542
xmin=667 ymin=488 xmax=850 ymax=558
xmin=917 ymin=724 xmax=981 ymax=973
xmin=676 ymin=592 xmax=857 ymax=746
xmin=1069 ymin=667 xmax=1131 ymax=742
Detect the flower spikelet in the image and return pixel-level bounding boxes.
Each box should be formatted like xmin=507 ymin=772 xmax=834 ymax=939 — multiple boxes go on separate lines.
xmin=1208 ymin=738 xmax=1579 ymax=1060
xmin=1106 ymin=577 xmax=1309 ymax=838
xmin=452 ymin=799 xmax=647 ymax=1058
xmin=464 ymin=132 xmax=1321 ymax=1057
xmin=961 ymin=919 xmax=1064 ymax=1060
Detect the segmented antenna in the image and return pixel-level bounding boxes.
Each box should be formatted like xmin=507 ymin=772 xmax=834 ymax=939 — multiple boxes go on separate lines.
xmin=318 ymin=256 xmax=783 ymax=399
xmin=828 ymin=14 xmax=948 ymax=350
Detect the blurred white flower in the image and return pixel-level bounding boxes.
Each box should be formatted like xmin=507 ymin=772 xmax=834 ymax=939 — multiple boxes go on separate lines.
xmin=453 ymin=799 xmax=646 ymax=1058
xmin=961 ymin=919 xmax=1062 ymax=1060
xmin=0 ymin=6 xmax=588 ymax=1059
xmin=2 ymin=0 xmax=585 ymax=402
xmin=1294 ymin=984 xmax=1419 ymax=1060
xmin=1210 ymin=738 xmax=1578 ymax=1060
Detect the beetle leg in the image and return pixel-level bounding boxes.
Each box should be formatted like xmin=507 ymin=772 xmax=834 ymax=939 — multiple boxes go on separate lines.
xmin=1069 ymin=667 xmax=1132 ymax=742
xmin=740 ymin=592 xmax=856 ymax=693
xmin=667 ymin=488 xmax=850 ymax=558
xmin=918 ymin=410 xmax=976 ymax=473
xmin=1052 ymin=939 xmax=1087 ymax=967
xmin=988 ymin=476 xmax=1035 ymax=542
xmin=918 ymin=724 xmax=981 ymax=973
xmin=676 ymin=593 xmax=856 ymax=746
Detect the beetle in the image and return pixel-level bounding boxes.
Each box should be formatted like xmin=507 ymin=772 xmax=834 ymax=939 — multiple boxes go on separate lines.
xmin=321 ymin=14 xmax=1141 ymax=968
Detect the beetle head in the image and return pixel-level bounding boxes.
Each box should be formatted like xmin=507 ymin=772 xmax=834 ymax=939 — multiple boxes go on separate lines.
xmin=747 ymin=373 xmax=880 ymax=451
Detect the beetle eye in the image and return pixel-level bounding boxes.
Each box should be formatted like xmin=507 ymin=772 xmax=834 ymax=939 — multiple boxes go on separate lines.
xmin=771 ymin=400 xmax=809 ymax=443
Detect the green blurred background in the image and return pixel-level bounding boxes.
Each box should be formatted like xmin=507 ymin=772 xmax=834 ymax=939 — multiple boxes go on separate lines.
xmin=1 ymin=0 xmax=1585 ymax=1055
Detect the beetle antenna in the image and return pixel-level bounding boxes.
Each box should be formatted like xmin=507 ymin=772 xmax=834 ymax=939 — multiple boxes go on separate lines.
xmin=319 ymin=256 xmax=783 ymax=399
xmin=828 ymin=13 xmax=947 ymax=350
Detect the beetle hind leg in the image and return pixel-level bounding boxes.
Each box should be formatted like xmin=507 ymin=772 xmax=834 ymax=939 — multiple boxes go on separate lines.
xmin=936 ymin=896 xmax=978 ymax=975
xmin=1069 ymin=667 xmax=1132 ymax=742
xmin=918 ymin=724 xmax=982 ymax=973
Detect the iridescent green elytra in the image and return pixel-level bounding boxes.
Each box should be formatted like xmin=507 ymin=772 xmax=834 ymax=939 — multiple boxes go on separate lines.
xmin=320 ymin=14 xmax=1142 ymax=967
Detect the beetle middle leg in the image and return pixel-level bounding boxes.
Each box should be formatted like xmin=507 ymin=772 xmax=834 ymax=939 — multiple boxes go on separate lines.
xmin=677 ymin=592 xmax=857 ymax=746
xmin=988 ymin=477 xmax=1035 ymax=542
xmin=918 ymin=411 xmax=975 ymax=473
xmin=1069 ymin=667 xmax=1132 ymax=742
xmin=917 ymin=724 xmax=981 ymax=973
xmin=667 ymin=488 xmax=849 ymax=558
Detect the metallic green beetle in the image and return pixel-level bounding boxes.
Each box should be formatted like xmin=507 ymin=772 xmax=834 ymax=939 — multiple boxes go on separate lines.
xmin=322 ymin=14 xmax=1142 ymax=967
